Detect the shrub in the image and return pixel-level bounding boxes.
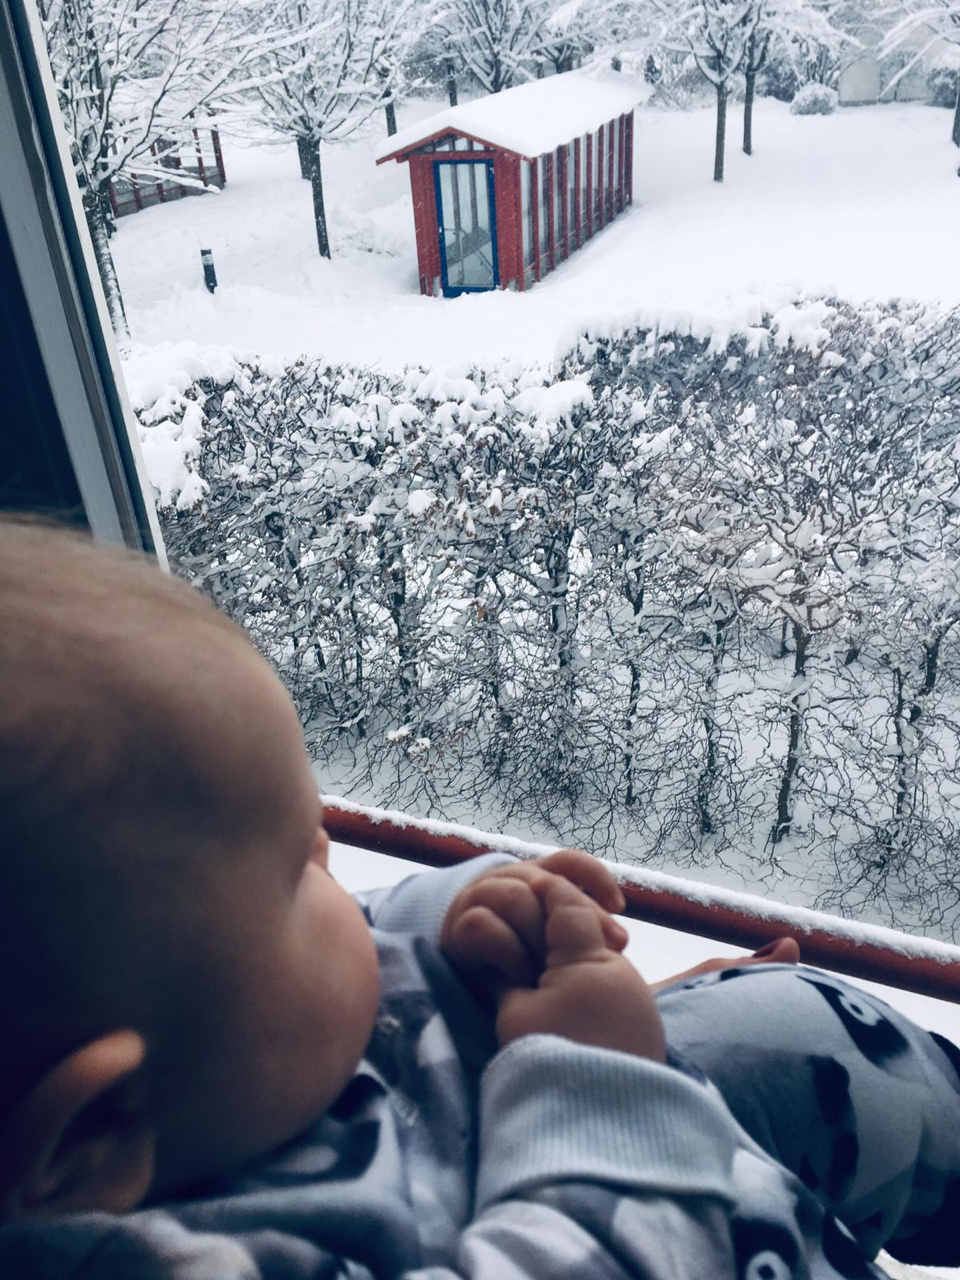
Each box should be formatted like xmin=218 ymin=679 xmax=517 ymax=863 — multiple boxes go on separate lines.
xmin=790 ymin=83 xmax=839 ymax=115
xmin=757 ymin=51 xmax=799 ymax=103
xmin=144 ymin=302 xmax=960 ymax=937
xmin=929 ymin=65 xmax=960 ymax=110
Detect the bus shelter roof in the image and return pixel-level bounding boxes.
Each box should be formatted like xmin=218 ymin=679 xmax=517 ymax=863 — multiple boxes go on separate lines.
xmin=376 ymin=71 xmax=644 ymax=165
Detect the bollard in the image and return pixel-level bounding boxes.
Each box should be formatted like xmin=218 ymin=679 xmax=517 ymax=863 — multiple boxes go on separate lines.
xmin=200 ymin=248 xmax=218 ymax=294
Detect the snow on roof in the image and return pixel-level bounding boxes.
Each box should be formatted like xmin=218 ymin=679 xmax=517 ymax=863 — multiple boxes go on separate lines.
xmin=376 ymin=72 xmax=643 ymax=165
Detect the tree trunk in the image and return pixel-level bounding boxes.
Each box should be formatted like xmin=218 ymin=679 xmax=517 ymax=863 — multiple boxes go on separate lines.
xmin=697 ymin=618 xmax=728 ymax=836
xmin=952 ymin=81 xmax=960 ymax=148
xmin=714 ymin=82 xmax=728 ymax=182
xmin=82 ymin=185 xmax=128 ymax=338
xmin=743 ymin=69 xmax=755 ymax=156
xmin=445 ymin=58 xmax=458 ymax=107
xmin=296 ymin=135 xmax=312 ymax=180
xmin=770 ymin=622 xmax=808 ymax=845
xmin=378 ymin=67 xmax=398 ymax=137
xmin=304 ymin=139 xmax=331 ymax=258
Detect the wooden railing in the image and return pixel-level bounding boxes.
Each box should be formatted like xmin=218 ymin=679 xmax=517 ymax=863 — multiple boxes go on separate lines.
xmin=323 ymin=797 xmax=960 ymax=1004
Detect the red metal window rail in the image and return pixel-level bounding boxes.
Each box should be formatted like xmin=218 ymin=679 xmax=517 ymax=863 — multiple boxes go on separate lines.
xmin=323 ymin=798 xmax=960 ymax=1004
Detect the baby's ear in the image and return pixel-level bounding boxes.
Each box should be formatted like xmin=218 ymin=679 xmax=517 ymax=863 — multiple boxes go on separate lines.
xmin=0 ymin=1030 xmax=155 ymax=1219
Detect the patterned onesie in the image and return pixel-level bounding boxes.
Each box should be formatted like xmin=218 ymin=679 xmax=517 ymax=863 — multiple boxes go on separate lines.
xmin=1 ymin=854 xmax=958 ymax=1280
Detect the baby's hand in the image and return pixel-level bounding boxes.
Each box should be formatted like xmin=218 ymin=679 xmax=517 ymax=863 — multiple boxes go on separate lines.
xmin=440 ymin=849 xmax=628 ymax=992
xmin=496 ymin=875 xmax=667 ymax=1061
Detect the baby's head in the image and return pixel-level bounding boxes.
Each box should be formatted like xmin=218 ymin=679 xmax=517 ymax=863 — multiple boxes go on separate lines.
xmin=0 ymin=519 xmax=379 ymax=1219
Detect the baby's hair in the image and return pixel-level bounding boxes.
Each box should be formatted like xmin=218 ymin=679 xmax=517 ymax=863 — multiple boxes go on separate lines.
xmin=0 ymin=516 xmax=245 ymax=1124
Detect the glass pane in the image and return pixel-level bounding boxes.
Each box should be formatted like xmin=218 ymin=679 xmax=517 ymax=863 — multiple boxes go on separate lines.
xmin=522 ymin=161 xmax=534 ymax=274
xmin=539 ymin=157 xmax=549 ymax=264
xmin=438 ymin=162 xmax=495 ymax=290
xmin=593 ymin=129 xmax=601 ymax=226
xmin=555 ymin=148 xmax=564 ymax=260
xmin=568 ymin=141 xmax=576 ymax=248
xmin=582 ymin=134 xmax=590 ymax=234
xmin=616 ymin=120 xmax=624 ymax=211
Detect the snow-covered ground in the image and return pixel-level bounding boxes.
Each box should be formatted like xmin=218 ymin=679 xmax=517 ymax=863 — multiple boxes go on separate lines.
xmin=115 ymin=98 xmax=960 ymax=399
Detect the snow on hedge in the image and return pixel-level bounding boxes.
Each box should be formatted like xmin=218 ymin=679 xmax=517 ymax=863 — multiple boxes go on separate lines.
xmin=376 ymin=70 xmax=643 ymax=163
xmin=144 ymin=297 xmax=960 ymax=941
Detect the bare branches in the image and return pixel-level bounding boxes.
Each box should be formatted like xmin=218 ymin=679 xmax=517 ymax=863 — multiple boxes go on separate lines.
xmin=152 ymin=301 xmax=960 ymax=938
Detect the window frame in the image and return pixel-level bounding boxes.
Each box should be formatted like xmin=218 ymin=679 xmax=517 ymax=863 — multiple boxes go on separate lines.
xmin=1 ymin=0 xmax=169 ymax=558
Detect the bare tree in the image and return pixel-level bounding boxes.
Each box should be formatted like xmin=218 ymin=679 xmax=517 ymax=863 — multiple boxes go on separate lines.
xmin=225 ymin=0 xmax=415 ymax=257
xmin=741 ymin=1 xmax=849 ymax=155
xmin=652 ymin=0 xmax=762 ymax=181
xmin=37 ymin=0 xmax=247 ymax=335
xmin=434 ymin=0 xmax=550 ymax=94
xmin=879 ymin=0 xmax=960 ymax=148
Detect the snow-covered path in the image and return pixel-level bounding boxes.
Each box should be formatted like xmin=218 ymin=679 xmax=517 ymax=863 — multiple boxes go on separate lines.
xmin=114 ymin=99 xmax=960 ymax=394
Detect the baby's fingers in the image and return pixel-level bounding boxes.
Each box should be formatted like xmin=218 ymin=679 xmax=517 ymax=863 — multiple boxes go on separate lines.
xmin=541 ymin=877 xmax=611 ymax=968
xmin=450 ymin=905 xmax=540 ymax=987
xmin=535 ymin=849 xmax=626 ymax=913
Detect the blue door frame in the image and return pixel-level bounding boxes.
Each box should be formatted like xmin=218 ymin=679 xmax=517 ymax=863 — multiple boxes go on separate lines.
xmin=433 ymin=159 xmax=499 ymax=297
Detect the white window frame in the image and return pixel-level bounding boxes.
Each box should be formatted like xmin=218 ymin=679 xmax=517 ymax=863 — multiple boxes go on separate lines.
xmin=1 ymin=0 xmax=164 ymax=560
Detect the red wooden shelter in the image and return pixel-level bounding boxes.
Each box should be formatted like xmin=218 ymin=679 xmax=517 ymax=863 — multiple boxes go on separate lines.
xmin=376 ymin=73 xmax=639 ymax=298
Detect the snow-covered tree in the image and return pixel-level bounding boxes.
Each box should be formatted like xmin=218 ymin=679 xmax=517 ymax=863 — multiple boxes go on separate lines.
xmin=434 ymin=0 xmax=550 ymax=94
xmin=224 ymin=0 xmax=415 ymax=257
xmin=652 ymin=1 xmax=762 ymax=181
xmin=740 ymin=2 xmax=849 ymax=155
xmin=37 ymin=0 xmax=245 ymax=336
xmin=879 ymin=0 xmax=960 ymax=147
xmin=648 ymin=1 xmax=847 ymax=176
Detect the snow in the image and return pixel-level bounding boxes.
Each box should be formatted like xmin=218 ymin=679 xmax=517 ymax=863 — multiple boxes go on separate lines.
xmin=112 ymin=100 xmax=960 ymax=386
xmin=512 ymin=378 xmax=594 ymax=423
xmin=375 ymin=71 xmax=644 ymax=163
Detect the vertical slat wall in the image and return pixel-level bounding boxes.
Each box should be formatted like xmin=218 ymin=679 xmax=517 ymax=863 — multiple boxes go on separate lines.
xmin=409 ymin=153 xmax=441 ymax=296
xmin=493 ymin=151 xmax=523 ymax=291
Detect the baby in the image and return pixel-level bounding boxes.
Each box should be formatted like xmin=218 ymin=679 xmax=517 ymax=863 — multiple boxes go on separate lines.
xmin=0 ymin=517 xmax=958 ymax=1280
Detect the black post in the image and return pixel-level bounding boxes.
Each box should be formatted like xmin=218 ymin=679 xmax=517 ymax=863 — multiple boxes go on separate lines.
xmin=200 ymin=247 xmax=217 ymax=293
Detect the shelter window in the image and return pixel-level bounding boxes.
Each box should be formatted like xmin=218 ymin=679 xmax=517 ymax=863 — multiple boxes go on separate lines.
xmin=539 ymin=154 xmax=550 ymax=273
xmin=522 ymin=160 xmax=535 ymax=287
xmin=592 ymin=128 xmax=602 ymax=227
xmin=581 ymin=133 xmax=590 ymax=237
xmin=554 ymin=147 xmax=565 ymax=261
xmin=567 ymin=141 xmax=577 ymax=250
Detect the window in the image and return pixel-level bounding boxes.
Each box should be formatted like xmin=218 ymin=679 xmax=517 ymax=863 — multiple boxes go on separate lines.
xmin=555 ymin=147 xmax=565 ymax=261
xmin=539 ymin=152 xmax=550 ymax=272
xmin=16 ymin=0 xmax=960 ymax=952
xmin=522 ymin=160 xmax=535 ymax=286
xmin=612 ymin=117 xmax=620 ymax=212
xmin=593 ymin=127 xmax=602 ymax=227
xmin=567 ymin=141 xmax=577 ymax=250
xmin=582 ymin=133 xmax=591 ymax=238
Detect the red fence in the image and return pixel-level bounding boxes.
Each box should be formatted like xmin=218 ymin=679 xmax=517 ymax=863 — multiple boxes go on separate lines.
xmin=322 ymin=798 xmax=960 ymax=1004
xmin=108 ymin=127 xmax=225 ymax=219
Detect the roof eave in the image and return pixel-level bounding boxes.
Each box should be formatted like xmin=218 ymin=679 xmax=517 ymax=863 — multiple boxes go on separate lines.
xmin=376 ymin=127 xmax=523 ymax=165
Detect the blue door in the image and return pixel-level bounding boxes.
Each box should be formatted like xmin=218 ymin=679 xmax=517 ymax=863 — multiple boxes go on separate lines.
xmin=434 ymin=160 xmax=499 ymax=296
